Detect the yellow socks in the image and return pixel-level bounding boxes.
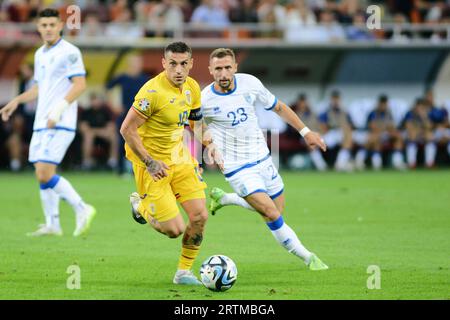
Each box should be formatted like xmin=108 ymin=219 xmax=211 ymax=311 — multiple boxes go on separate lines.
xmin=177 ymin=244 xmax=200 ymax=270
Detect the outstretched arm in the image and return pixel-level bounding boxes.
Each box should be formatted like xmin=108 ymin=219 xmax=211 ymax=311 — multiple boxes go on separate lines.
xmin=120 ymin=108 xmax=169 ymax=181
xmin=272 ymin=100 xmax=327 ymax=152
xmin=0 ymin=84 xmax=38 ymax=122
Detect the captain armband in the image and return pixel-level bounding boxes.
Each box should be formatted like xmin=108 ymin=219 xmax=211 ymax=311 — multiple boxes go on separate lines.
xmin=188 ymin=108 xmax=203 ymax=121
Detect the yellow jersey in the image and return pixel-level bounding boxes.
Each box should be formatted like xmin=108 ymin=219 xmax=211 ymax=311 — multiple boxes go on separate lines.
xmin=125 ymin=71 xmax=202 ymax=167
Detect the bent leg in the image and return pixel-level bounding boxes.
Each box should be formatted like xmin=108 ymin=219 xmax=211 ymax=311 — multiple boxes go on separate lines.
xmin=32 ymin=162 xmax=61 ymax=235
xmin=245 ymin=192 xmax=314 ymax=264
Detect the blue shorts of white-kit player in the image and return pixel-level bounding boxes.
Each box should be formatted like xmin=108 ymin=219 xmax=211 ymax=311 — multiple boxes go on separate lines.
xmin=28 ymin=128 xmax=76 ymax=165
xmin=224 ymin=154 xmax=284 ymax=200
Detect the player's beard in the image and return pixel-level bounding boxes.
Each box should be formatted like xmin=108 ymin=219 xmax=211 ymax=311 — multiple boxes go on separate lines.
xmin=218 ymin=79 xmax=232 ymax=91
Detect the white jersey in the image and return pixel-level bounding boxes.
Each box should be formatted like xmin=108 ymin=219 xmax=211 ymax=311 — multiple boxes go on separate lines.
xmin=202 ymin=73 xmax=278 ymax=175
xmin=33 ymin=38 xmax=86 ymax=131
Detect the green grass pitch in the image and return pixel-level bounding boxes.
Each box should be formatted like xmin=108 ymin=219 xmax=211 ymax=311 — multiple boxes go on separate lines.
xmin=0 ymin=170 xmax=448 ymax=300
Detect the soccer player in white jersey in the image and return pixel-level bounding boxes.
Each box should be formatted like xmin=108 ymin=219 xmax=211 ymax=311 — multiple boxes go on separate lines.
xmin=0 ymin=8 xmax=96 ymax=237
xmin=202 ymin=48 xmax=328 ymax=270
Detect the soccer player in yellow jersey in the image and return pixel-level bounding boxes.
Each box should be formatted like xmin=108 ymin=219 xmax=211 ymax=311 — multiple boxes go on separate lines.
xmin=120 ymin=42 xmax=212 ymax=285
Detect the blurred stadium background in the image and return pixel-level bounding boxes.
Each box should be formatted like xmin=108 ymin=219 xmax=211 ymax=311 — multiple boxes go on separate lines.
xmin=1 ymin=0 xmax=450 ymax=172
xmin=1 ymin=0 xmax=450 ymax=301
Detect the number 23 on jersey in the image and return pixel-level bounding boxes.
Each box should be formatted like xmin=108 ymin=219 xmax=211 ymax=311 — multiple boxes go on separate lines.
xmin=227 ymin=107 xmax=248 ymax=126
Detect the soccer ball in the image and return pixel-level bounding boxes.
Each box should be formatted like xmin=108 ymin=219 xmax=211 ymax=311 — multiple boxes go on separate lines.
xmin=199 ymin=255 xmax=238 ymax=292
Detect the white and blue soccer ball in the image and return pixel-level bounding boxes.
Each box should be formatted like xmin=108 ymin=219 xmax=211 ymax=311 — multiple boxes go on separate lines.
xmin=200 ymin=255 xmax=238 ymax=292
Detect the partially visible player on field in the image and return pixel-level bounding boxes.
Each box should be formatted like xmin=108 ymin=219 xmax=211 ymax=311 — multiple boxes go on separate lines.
xmin=0 ymin=9 xmax=96 ymax=236
xmin=365 ymin=95 xmax=406 ymax=170
xmin=120 ymin=42 xmax=218 ymax=285
xmin=203 ymin=48 xmax=328 ymax=270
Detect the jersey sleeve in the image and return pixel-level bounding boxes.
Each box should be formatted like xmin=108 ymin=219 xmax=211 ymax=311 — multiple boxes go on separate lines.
xmin=187 ymin=79 xmax=203 ymax=120
xmin=403 ymin=111 xmax=413 ymax=122
xmin=65 ymin=47 xmax=86 ymax=80
xmin=131 ymin=85 xmax=157 ymax=119
xmin=346 ymin=113 xmax=355 ymax=128
xmin=190 ymin=78 xmax=202 ymax=110
xmin=253 ymin=77 xmax=278 ymax=111
xmin=318 ymin=112 xmax=328 ymax=124
xmin=366 ymin=111 xmax=376 ymax=126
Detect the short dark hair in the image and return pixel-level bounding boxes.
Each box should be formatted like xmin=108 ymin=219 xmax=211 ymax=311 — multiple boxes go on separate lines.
xmin=415 ymin=97 xmax=427 ymax=106
xmin=164 ymin=42 xmax=192 ymax=57
xmin=210 ymin=48 xmax=235 ymax=61
xmin=297 ymin=93 xmax=307 ymax=101
xmin=38 ymin=8 xmax=60 ymax=19
xmin=379 ymin=94 xmax=388 ymax=103
xmin=331 ymin=90 xmax=340 ymax=98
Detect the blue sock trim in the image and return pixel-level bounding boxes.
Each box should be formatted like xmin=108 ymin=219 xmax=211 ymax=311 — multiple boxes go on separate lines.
xmin=40 ymin=175 xmax=61 ymax=190
xmin=267 ymin=215 xmax=284 ymax=231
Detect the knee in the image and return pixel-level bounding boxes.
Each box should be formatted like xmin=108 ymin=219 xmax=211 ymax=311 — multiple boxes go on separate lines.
xmin=164 ymin=223 xmax=185 ymax=239
xmin=188 ymin=209 xmax=208 ymax=230
xmin=195 ymin=210 xmax=209 ymax=225
xmin=35 ymin=170 xmax=54 ymax=184
xmin=260 ymin=205 xmax=280 ymax=221
xmin=166 ymin=229 xmax=183 ymax=239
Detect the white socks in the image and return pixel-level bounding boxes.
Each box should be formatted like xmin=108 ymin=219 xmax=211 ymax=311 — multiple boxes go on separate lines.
xmin=392 ymin=150 xmax=405 ymax=169
xmin=355 ymin=149 xmax=367 ymax=169
xmin=39 ymin=175 xmax=87 ymax=228
xmin=267 ymin=215 xmax=312 ymax=264
xmin=310 ymin=149 xmax=327 ymax=171
xmin=335 ymin=149 xmax=351 ymax=169
xmin=371 ymin=152 xmax=382 ymax=170
xmin=220 ymin=193 xmax=255 ymax=211
xmin=52 ymin=175 xmax=87 ymax=215
xmin=39 ymin=188 xmax=60 ymax=230
xmin=406 ymin=143 xmax=418 ymax=167
xmin=407 ymin=142 xmax=437 ymax=167
xmin=425 ymin=142 xmax=437 ymax=167
xmin=218 ymin=192 xmax=312 ymax=264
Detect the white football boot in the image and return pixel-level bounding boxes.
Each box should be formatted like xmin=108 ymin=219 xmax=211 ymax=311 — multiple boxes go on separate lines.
xmin=73 ymin=204 xmax=97 ymax=237
xmin=27 ymin=224 xmax=62 ymax=237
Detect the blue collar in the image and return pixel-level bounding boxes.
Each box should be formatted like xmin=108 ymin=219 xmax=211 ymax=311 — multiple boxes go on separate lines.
xmin=44 ymin=37 xmax=63 ymax=52
xmin=211 ymin=77 xmax=237 ymax=96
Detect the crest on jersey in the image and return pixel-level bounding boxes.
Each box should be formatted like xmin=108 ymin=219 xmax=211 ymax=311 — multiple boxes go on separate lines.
xmin=185 ymin=90 xmax=191 ymax=104
xmin=68 ymin=53 xmax=78 ymax=64
xmin=139 ymin=98 xmax=150 ymax=111
xmin=244 ymin=93 xmax=252 ymax=104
